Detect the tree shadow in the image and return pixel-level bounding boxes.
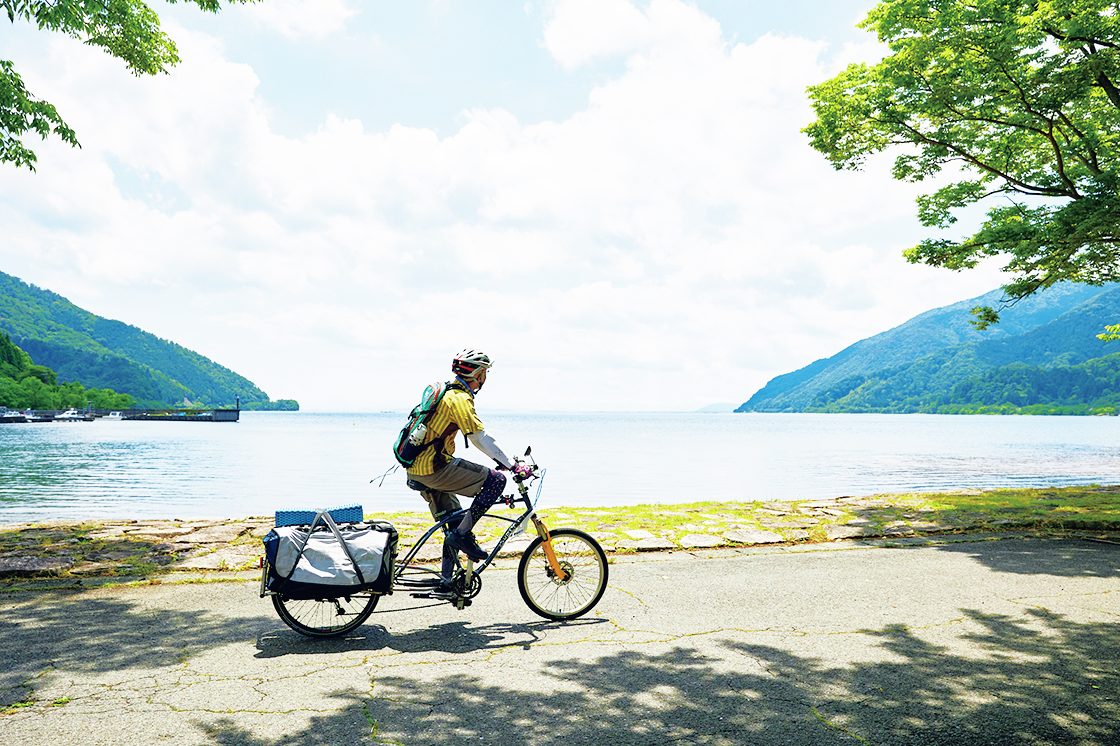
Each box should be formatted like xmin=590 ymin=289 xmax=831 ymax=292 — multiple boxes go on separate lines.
xmin=195 ymin=695 xmax=373 ymax=746
xmin=206 ymin=606 xmax=1120 ymax=745
xmin=796 ymin=606 xmax=1120 ymax=745
xmin=929 ymin=536 xmax=1120 ymax=578
xmin=2 ymin=580 xmax=1116 ymax=744
xmin=0 ymin=590 xmax=272 ymax=709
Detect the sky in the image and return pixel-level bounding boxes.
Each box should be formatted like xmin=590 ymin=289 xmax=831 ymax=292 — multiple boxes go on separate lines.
xmin=0 ymin=0 xmax=1009 ymax=412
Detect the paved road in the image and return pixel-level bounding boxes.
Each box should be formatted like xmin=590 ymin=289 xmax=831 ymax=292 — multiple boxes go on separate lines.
xmin=1 ymin=536 xmax=1117 ymax=745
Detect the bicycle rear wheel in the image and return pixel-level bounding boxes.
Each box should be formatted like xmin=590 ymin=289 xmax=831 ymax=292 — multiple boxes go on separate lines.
xmin=518 ymin=528 xmax=608 ymax=621
xmin=272 ymin=592 xmax=379 ymax=638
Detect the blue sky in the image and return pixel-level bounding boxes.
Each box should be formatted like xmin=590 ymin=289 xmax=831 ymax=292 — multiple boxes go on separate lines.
xmin=0 ymin=0 xmax=1007 ymax=411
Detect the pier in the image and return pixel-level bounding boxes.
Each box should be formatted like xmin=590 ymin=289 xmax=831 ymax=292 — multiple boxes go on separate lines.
xmin=110 ymin=409 xmax=240 ymax=422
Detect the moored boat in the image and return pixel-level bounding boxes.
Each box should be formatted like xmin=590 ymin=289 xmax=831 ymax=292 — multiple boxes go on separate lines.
xmin=55 ymin=408 xmax=94 ymax=422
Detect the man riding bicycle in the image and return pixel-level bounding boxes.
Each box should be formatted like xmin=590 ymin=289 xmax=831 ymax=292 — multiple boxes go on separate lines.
xmin=405 ymin=349 xmax=528 ymax=591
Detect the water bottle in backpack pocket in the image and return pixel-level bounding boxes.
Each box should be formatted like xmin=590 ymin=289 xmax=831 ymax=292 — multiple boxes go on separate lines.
xmin=392 ymin=381 xmax=448 ymax=467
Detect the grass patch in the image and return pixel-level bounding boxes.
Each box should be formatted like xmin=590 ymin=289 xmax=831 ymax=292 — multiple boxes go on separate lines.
xmin=1 ymin=698 xmax=36 ymax=715
xmin=0 ymin=523 xmax=185 ymax=579
xmin=884 ymin=486 xmax=1120 ymax=532
xmin=1 ymin=486 xmax=1116 ymax=586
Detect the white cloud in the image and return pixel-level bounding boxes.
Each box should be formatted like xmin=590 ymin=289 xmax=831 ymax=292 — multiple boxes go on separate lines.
xmin=242 ymin=0 xmax=359 ymax=41
xmin=543 ymin=0 xmax=724 ymax=70
xmin=0 ymin=0 xmax=1007 ymax=411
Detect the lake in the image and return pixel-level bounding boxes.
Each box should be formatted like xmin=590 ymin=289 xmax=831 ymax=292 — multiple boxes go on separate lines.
xmin=0 ymin=412 xmax=1117 ymax=524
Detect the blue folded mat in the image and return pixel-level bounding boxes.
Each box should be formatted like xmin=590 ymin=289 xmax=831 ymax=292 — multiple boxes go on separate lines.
xmin=274 ymin=504 xmax=364 ymax=527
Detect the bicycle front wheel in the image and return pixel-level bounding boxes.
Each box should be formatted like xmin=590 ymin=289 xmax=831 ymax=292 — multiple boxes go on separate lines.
xmin=518 ymin=528 xmax=608 ymax=621
xmin=272 ymin=592 xmax=379 ymax=638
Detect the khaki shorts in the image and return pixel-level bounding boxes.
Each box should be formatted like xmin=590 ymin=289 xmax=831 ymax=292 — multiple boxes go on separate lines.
xmin=408 ymin=458 xmax=489 ymax=520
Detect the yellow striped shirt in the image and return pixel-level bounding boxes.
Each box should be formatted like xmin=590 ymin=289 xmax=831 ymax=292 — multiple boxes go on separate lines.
xmin=406 ymin=386 xmax=484 ymax=476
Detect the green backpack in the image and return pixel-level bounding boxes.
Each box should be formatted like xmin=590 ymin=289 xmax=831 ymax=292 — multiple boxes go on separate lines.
xmin=392 ymin=381 xmax=450 ymax=468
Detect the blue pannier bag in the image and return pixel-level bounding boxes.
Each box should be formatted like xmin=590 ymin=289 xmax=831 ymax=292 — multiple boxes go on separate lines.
xmin=263 ymin=508 xmax=397 ymax=600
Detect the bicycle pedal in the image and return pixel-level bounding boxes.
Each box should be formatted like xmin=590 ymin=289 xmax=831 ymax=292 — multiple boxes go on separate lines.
xmin=412 ymin=590 xmax=460 ymax=601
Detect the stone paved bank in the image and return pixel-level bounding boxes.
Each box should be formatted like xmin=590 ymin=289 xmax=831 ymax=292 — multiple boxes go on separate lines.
xmin=1 ymin=487 xmax=1118 ymax=582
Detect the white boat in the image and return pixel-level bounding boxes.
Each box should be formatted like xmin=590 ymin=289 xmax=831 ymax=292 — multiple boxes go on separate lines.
xmin=55 ymin=409 xmax=93 ymax=422
xmin=104 ymin=411 xmax=125 ymax=421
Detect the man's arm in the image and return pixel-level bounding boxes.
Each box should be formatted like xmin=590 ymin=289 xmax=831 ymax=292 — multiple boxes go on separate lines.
xmin=467 ymin=430 xmax=513 ymax=469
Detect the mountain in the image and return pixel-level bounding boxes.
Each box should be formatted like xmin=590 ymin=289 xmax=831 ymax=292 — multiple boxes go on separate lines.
xmin=738 ymin=283 xmax=1120 ymax=414
xmin=0 ymin=271 xmax=294 ymax=409
xmin=0 ymin=330 xmax=136 ymax=410
xmin=695 ymin=403 xmax=738 ymax=413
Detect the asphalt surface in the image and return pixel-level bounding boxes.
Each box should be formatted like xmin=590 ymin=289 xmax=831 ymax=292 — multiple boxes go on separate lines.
xmin=0 ymin=535 xmax=1117 ymax=745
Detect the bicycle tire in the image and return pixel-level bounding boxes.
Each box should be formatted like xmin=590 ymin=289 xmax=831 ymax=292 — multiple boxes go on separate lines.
xmin=518 ymin=528 xmax=608 ymax=621
xmin=272 ymin=592 xmax=380 ymax=638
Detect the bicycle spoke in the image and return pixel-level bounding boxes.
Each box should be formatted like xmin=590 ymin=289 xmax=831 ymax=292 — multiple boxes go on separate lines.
xmin=273 ymin=593 xmax=379 ymax=637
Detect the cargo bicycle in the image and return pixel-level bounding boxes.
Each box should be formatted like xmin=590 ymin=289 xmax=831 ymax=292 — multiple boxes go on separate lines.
xmin=261 ymin=448 xmax=609 ymax=637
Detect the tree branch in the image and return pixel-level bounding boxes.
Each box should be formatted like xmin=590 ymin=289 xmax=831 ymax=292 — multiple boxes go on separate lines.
xmin=1043 ymin=27 xmax=1120 ymax=50
xmin=1041 ymin=27 xmax=1120 ymax=109
xmin=1054 ymin=111 xmax=1102 ymax=174
xmin=1096 ymin=73 xmax=1120 ymax=109
xmin=887 ymin=117 xmax=1076 ymax=197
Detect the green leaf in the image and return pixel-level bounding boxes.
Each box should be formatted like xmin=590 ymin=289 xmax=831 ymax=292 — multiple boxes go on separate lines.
xmin=806 ymin=0 xmax=1120 ymax=320
xmin=0 ymin=1 xmax=258 ymax=169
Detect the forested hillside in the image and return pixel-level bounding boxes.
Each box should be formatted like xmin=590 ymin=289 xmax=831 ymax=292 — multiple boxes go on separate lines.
xmin=0 ymin=331 xmax=134 ymax=410
xmin=0 ymin=271 xmax=295 ymax=409
xmin=739 ymin=283 xmax=1120 ymax=414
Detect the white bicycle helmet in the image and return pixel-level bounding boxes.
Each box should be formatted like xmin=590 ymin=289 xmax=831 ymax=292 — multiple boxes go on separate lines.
xmin=452 ymin=349 xmax=492 ymax=382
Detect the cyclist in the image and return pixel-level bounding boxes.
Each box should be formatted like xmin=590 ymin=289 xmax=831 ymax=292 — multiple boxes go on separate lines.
xmin=405 ymin=349 xmax=523 ymax=589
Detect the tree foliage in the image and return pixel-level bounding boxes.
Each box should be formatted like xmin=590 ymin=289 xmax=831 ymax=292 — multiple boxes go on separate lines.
xmin=0 ymin=330 xmax=135 ymax=410
xmin=805 ymin=0 xmax=1120 ymax=325
xmin=241 ymin=398 xmax=300 ymax=411
xmin=1 ymin=0 xmax=254 ymax=169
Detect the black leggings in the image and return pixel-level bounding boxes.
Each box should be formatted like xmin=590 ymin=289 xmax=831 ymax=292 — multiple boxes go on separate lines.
xmin=467 ymin=469 xmax=507 ymax=523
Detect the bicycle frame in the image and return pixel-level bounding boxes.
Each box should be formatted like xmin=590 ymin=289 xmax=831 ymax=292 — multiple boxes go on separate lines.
xmin=392 ymin=462 xmax=569 ymax=597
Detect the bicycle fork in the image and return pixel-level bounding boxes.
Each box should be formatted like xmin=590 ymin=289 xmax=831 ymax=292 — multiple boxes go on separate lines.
xmin=530 ymin=514 xmax=570 ymax=582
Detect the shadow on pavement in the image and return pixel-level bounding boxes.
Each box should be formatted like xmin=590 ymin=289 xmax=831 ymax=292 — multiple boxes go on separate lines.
xmin=0 ymin=592 xmax=273 ymax=709
xmin=932 ymin=537 xmax=1120 ymax=578
xmin=195 ymin=697 xmax=373 ymax=746
xmin=254 ymin=617 xmax=608 ymax=658
xmin=221 ymin=606 xmax=1119 ymax=745
xmin=2 ymin=539 xmax=1117 ymax=744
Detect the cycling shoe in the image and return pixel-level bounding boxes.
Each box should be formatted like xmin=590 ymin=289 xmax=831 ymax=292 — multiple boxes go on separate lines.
xmin=445 ymin=530 xmax=488 ymax=562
